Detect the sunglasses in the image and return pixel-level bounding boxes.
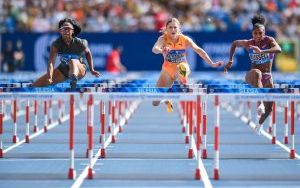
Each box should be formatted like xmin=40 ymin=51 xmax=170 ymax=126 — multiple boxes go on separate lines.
xmin=60 ymin=26 xmax=74 ymax=32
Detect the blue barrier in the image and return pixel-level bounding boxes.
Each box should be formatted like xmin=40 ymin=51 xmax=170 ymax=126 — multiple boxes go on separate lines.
xmin=2 ymin=31 xmax=275 ymax=72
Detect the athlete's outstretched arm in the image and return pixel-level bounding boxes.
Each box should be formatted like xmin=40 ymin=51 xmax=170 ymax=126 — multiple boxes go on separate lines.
xmin=152 ymin=36 xmax=166 ymax=55
xmin=47 ymin=46 xmax=58 ymax=84
xmin=224 ymin=40 xmax=248 ymax=72
xmin=186 ymin=36 xmax=223 ymax=68
xmin=85 ymin=47 xmax=100 ymax=77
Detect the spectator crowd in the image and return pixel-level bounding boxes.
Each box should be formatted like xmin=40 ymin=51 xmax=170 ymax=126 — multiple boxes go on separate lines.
xmin=1 ymin=0 xmax=299 ymax=38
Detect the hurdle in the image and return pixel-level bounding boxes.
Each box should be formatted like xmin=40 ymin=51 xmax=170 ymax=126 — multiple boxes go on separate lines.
xmin=1 ymin=81 xmax=300 ymax=185
xmin=68 ymin=95 xmax=76 ymax=179
xmin=223 ymin=92 xmax=300 ymax=160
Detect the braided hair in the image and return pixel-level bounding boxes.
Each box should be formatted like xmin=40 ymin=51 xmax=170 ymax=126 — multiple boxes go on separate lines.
xmin=58 ymin=18 xmax=82 ymax=37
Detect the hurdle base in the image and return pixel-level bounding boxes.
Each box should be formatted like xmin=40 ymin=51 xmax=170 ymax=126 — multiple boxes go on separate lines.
xmin=185 ymin=136 xmax=189 ymax=144
xmin=284 ymin=137 xmax=288 ymax=144
xmin=12 ymin=135 xmax=19 ymax=143
xmin=100 ymin=148 xmax=106 ymax=158
xmin=290 ymin=149 xmax=296 ymax=159
xmin=44 ymin=126 xmax=48 ymax=133
xmin=119 ymin=126 xmax=123 ymax=133
xmin=87 ymin=168 xmax=95 ymax=179
xmin=111 ymin=135 xmax=116 ymax=143
xmin=271 ymin=136 xmax=276 ymax=144
xmin=99 ymin=136 xmax=102 ymax=144
xmin=268 ymin=127 xmax=272 ymax=134
xmin=0 ymin=149 xmax=3 ymax=158
xmin=195 ymin=168 xmax=201 ymax=180
xmin=86 ymin=149 xmax=89 ymax=158
xmin=188 ymin=148 xmax=193 ymax=159
xmin=182 ymin=126 xmax=186 ymax=133
xmin=202 ymin=149 xmax=207 ymax=159
xmin=214 ymin=169 xmax=219 ymax=180
xmin=33 ymin=126 xmax=39 ymax=133
xmin=25 ymin=135 xmax=30 ymax=143
xmin=68 ymin=168 xmax=76 ymax=179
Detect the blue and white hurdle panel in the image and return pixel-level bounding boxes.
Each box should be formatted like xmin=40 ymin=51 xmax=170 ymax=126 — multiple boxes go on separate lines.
xmin=1 ymin=83 xmax=300 ymax=182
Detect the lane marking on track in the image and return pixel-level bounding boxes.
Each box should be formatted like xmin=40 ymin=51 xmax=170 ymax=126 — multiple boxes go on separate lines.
xmin=3 ymin=109 xmax=81 ymax=154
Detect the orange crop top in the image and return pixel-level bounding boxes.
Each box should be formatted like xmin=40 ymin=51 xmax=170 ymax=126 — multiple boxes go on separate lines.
xmin=163 ymin=34 xmax=187 ymax=64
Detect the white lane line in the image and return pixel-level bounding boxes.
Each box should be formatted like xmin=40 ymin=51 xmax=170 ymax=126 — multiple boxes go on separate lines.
xmin=71 ymin=121 xmax=119 ymax=188
xmin=71 ymin=103 xmax=140 ymax=188
xmin=191 ymin=135 xmax=213 ymax=188
xmin=3 ymin=109 xmax=81 ymax=154
xmin=223 ymin=102 xmax=300 ymax=159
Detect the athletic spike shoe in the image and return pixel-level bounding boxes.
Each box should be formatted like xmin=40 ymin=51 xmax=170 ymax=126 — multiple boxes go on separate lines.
xmin=166 ymin=101 xmax=173 ymax=113
xmin=257 ymin=103 xmax=265 ymax=116
xmin=254 ymin=124 xmax=263 ymax=135
xmin=177 ymin=63 xmax=187 ymax=84
xmin=70 ymin=74 xmax=78 ymax=91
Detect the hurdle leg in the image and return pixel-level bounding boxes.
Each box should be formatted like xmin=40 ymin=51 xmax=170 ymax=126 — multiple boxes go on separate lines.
xmin=100 ymin=100 xmax=106 ymax=158
xmin=48 ymin=101 xmax=53 ymax=124
xmin=195 ymin=96 xmax=202 ymax=180
xmin=33 ymin=100 xmax=39 ymax=132
xmin=271 ymin=102 xmax=276 ymax=144
xmin=184 ymin=101 xmax=189 ymax=144
xmin=111 ymin=100 xmax=116 ymax=143
xmin=108 ymin=101 xmax=112 ymax=133
xmin=0 ymin=100 xmax=3 ymax=157
xmin=290 ymin=101 xmax=296 ymax=159
xmin=43 ymin=101 xmax=48 ymax=133
xmin=188 ymin=101 xmax=193 ymax=159
xmin=12 ymin=99 xmax=19 ymax=143
xmin=68 ymin=95 xmax=76 ymax=179
xmin=202 ymin=96 xmax=207 ymax=159
xmin=87 ymin=95 xmax=95 ymax=179
xmin=25 ymin=100 xmax=30 ymax=143
xmin=284 ymin=101 xmax=289 ymax=144
xmin=214 ymin=96 xmax=220 ymax=180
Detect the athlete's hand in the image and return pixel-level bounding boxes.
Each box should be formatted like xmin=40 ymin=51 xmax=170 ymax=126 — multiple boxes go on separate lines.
xmin=162 ymin=46 xmax=170 ymax=56
xmin=46 ymin=78 xmax=53 ymax=85
xmin=91 ymin=70 xmax=100 ymax=77
xmin=212 ymin=61 xmax=224 ymax=68
xmin=224 ymin=61 xmax=233 ymax=73
xmin=249 ymin=45 xmax=262 ymax=53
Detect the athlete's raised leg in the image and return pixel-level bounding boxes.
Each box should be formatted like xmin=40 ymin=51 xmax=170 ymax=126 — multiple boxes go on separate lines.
xmin=152 ymin=69 xmax=175 ymax=106
xmin=32 ymin=69 xmax=66 ymax=87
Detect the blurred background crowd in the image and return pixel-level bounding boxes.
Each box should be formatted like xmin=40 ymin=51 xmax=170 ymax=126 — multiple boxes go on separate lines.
xmin=1 ymin=0 xmax=300 ymax=38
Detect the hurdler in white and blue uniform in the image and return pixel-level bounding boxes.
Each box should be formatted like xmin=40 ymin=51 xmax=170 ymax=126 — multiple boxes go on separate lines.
xmin=224 ymin=14 xmax=282 ymax=134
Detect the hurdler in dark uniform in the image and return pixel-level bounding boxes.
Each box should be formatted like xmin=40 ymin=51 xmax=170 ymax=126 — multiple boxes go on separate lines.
xmin=32 ymin=18 xmax=100 ymax=90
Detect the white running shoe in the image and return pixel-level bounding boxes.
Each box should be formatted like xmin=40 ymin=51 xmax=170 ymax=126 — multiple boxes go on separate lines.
xmin=257 ymin=103 xmax=265 ymax=116
xmin=254 ymin=124 xmax=263 ymax=135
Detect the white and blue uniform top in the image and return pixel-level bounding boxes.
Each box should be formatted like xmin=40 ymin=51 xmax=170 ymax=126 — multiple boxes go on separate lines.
xmin=247 ymin=36 xmax=275 ymax=65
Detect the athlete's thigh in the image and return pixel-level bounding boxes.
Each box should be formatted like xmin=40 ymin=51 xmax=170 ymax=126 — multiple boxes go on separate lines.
xmin=70 ymin=60 xmax=86 ymax=78
xmin=156 ymin=69 xmax=175 ymax=87
xmin=263 ymin=76 xmax=273 ymax=88
xmin=77 ymin=63 xmax=86 ymax=79
xmin=52 ymin=68 xmax=67 ymax=84
xmin=245 ymin=69 xmax=262 ymax=87
xmin=32 ymin=73 xmax=50 ymax=87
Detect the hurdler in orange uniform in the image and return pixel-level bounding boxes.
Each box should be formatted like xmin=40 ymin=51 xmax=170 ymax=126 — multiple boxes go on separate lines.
xmin=162 ymin=33 xmax=190 ymax=84
xmin=152 ymin=17 xmax=224 ymax=112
